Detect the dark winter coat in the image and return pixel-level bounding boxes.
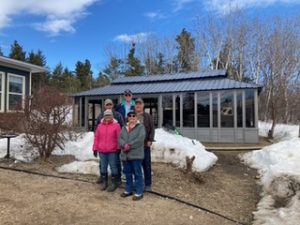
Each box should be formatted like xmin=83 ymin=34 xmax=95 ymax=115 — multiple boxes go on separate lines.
xmin=116 ymin=100 xmax=135 ymax=121
xmin=137 ymin=112 xmax=155 ymax=146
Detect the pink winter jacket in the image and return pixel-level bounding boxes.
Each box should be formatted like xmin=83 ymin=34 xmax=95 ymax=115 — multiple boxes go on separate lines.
xmin=93 ymin=119 xmax=121 ymax=153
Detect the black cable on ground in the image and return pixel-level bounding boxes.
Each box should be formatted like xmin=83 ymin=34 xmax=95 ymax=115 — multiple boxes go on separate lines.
xmin=0 ymin=165 xmax=249 ymax=225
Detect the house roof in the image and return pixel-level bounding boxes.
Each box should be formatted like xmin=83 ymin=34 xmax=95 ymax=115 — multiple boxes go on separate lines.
xmin=0 ymin=56 xmax=47 ymax=73
xmin=74 ymin=70 xmax=261 ymax=97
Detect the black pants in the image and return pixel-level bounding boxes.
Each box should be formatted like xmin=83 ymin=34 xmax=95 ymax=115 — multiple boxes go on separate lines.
xmin=142 ymin=146 xmax=152 ymax=187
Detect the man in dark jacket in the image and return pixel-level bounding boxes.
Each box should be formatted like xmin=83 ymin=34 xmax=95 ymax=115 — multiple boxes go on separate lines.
xmin=94 ymin=98 xmax=124 ymax=184
xmin=95 ymin=99 xmax=124 ymax=130
xmin=116 ymin=89 xmax=135 ymax=122
xmin=134 ymin=98 xmax=155 ymax=191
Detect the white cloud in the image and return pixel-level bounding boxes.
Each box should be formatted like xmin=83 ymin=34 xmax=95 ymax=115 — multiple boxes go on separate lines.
xmin=173 ymin=0 xmax=195 ymax=12
xmin=204 ymin=0 xmax=300 ymax=15
xmin=0 ymin=0 xmax=99 ymax=36
xmin=114 ymin=32 xmax=152 ymax=44
xmin=144 ymin=11 xmax=166 ymax=20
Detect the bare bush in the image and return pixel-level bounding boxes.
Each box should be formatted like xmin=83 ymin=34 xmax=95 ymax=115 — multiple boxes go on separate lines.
xmin=23 ymin=86 xmax=73 ymax=161
xmin=0 ymin=112 xmax=24 ymax=134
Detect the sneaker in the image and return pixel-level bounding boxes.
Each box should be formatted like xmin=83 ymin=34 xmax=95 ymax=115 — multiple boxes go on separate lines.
xmin=144 ymin=186 xmax=152 ymax=192
xmin=120 ymin=192 xmax=133 ymax=198
xmin=132 ymin=194 xmax=143 ymax=201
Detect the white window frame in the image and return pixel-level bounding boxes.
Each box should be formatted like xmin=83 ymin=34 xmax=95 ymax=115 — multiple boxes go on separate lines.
xmin=0 ymin=72 xmax=5 ymax=112
xmin=6 ymin=73 xmax=25 ymax=111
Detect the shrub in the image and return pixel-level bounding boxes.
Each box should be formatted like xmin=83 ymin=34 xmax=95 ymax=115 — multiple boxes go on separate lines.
xmin=23 ymin=86 xmax=73 ymax=161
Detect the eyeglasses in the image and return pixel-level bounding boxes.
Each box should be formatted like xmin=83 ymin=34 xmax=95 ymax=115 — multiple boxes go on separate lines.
xmin=128 ymin=115 xmax=136 ymax=118
xmin=124 ymin=94 xmax=132 ymax=97
xmin=105 ymin=103 xmax=112 ymax=106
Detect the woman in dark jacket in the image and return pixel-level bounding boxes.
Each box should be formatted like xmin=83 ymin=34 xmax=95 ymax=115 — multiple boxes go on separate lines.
xmin=119 ymin=111 xmax=145 ymax=201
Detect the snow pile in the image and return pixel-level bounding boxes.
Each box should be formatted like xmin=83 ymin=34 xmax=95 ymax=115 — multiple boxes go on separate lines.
xmin=259 ymin=121 xmax=299 ymax=141
xmin=152 ymin=128 xmax=218 ymax=172
xmin=56 ymin=161 xmax=99 ymax=175
xmin=242 ymin=123 xmax=300 ymax=225
xmin=52 ymin=132 xmax=94 ymax=161
xmin=56 ymin=128 xmax=217 ymax=175
xmin=0 ymin=134 xmax=38 ymax=162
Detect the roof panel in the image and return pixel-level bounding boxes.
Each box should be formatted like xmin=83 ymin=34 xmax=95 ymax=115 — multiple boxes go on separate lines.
xmin=111 ymin=70 xmax=227 ymax=84
xmin=74 ymin=78 xmax=261 ymax=97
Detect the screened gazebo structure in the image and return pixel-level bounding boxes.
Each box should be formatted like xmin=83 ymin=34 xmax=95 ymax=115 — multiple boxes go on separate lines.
xmin=73 ymin=70 xmax=261 ymax=143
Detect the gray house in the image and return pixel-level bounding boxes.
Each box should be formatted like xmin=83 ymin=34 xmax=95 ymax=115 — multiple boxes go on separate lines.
xmin=73 ymin=70 xmax=261 ymax=143
xmin=0 ymin=56 xmax=47 ymax=112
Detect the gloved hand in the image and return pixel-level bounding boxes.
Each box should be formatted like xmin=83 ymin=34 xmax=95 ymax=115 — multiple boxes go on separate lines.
xmin=93 ymin=151 xmax=98 ymax=158
xmin=123 ymin=143 xmax=131 ymax=153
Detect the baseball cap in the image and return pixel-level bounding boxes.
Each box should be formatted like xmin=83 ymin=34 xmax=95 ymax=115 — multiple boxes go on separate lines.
xmin=124 ymin=89 xmax=132 ymax=95
xmin=104 ymin=99 xmax=113 ymax=106
xmin=103 ymin=109 xmax=113 ymax=117
xmin=135 ymin=98 xmax=144 ymax=104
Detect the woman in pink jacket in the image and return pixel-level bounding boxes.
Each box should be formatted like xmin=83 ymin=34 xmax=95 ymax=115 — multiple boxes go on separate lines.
xmin=93 ymin=109 xmax=121 ymax=192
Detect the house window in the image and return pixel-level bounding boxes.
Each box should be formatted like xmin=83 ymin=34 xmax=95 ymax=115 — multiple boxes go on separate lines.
xmin=237 ymin=91 xmax=243 ymax=127
xmin=183 ymin=93 xmax=195 ymax=127
xmin=162 ymin=95 xmax=173 ymax=127
xmin=197 ymin=92 xmax=210 ymax=127
xmin=0 ymin=72 xmax=4 ymax=112
xmin=221 ymin=91 xmax=234 ymax=127
xmin=245 ymin=89 xmax=255 ymax=127
xmin=212 ymin=93 xmax=218 ymax=127
xmin=7 ymin=74 xmax=25 ymax=111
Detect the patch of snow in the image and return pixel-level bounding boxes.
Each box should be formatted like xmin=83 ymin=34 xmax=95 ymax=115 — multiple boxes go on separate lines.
xmin=56 ymin=160 xmax=99 ymax=175
xmin=152 ymin=128 xmax=217 ymax=172
xmin=0 ymin=134 xmax=38 ymax=162
xmin=259 ymin=121 xmax=299 ymax=141
xmin=241 ymin=122 xmax=300 ymax=225
xmin=52 ymin=132 xmax=94 ymax=161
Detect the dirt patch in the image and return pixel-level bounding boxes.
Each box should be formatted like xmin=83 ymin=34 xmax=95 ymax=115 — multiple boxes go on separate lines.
xmin=0 ymin=151 xmax=260 ymax=225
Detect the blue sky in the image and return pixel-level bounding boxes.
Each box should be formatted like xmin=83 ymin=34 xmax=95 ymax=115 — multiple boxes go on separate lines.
xmin=0 ymin=0 xmax=300 ymax=76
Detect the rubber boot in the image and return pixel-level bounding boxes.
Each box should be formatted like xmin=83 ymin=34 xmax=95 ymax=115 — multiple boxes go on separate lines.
xmin=100 ymin=175 xmax=108 ymax=191
xmin=96 ymin=176 xmax=103 ymax=184
xmin=107 ymin=176 xmax=118 ymax=192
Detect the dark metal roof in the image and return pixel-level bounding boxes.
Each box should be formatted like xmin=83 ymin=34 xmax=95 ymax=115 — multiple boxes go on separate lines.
xmin=74 ymin=78 xmax=261 ymax=97
xmin=112 ymin=69 xmax=227 ymax=84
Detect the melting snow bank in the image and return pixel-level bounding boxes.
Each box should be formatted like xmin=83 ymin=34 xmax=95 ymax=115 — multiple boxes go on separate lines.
xmin=259 ymin=121 xmax=299 ymax=141
xmin=0 ymin=134 xmax=38 ymax=162
xmin=241 ymin=139 xmax=300 ymax=225
xmin=152 ymin=128 xmax=217 ymax=172
xmin=55 ymin=128 xmax=217 ymax=175
xmin=56 ymin=161 xmax=99 ymax=175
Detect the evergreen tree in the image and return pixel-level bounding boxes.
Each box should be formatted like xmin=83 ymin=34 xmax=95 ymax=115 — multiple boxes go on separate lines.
xmin=93 ymin=72 xmax=110 ymax=88
xmin=176 ymin=29 xmax=198 ymax=72
xmin=50 ymin=63 xmax=65 ymax=90
xmin=156 ymin=52 xmax=166 ymax=74
xmin=26 ymin=50 xmax=49 ymax=92
xmin=9 ymin=40 xmax=26 ymax=61
xmin=124 ymin=43 xmax=144 ymax=76
xmin=0 ymin=47 xmax=3 ymax=56
xmin=103 ymin=57 xmax=123 ymax=80
xmin=27 ymin=50 xmax=46 ymax=66
xmin=75 ymin=59 xmax=93 ymax=91
xmin=62 ymin=68 xmax=81 ymax=93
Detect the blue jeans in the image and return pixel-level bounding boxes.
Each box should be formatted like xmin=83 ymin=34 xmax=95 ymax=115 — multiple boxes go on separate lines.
xmin=123 ymin=160 xmax=144 ymax=195
xmin=99 ymin=152 xmax=118 ymax=177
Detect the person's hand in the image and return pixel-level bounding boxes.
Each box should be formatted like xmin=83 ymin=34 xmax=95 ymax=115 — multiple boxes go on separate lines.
xmin=147 ymin=141 xmax=152 ymax=147
xmin=123 ymin=143 xmax=131 ymax=153
xmin=93 ymin=151 xmax=98 ymax=158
